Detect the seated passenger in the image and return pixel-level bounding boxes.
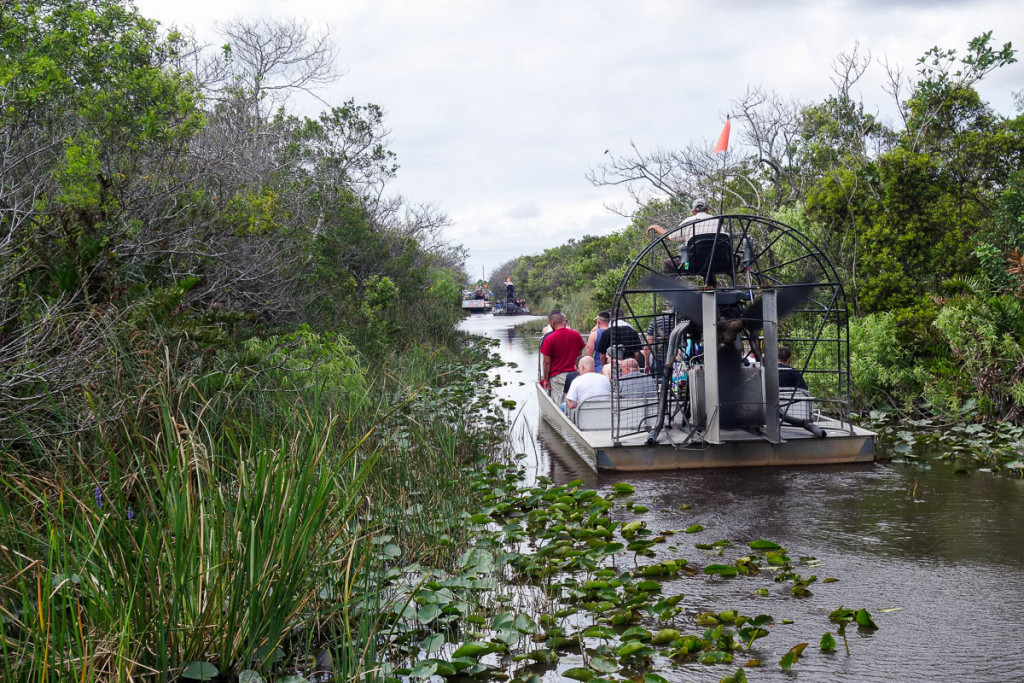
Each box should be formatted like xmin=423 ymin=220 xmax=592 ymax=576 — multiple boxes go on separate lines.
xmin=597 ymin=309 xmax=644 ymax=369
xmin=560 ymin=356 xmax=583 ymax=409
xmin=565 ymin=356 xmax=611 ymax=411
xmin=778 ymin=345 xmax=808 ymax=391
xmin=644 ymin=301 xmax=675 ymax=375
xmin=616 ymin=358 xmax=657 ymax=398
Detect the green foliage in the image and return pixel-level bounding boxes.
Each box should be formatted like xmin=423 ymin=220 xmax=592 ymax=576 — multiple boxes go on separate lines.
xmin=53 ymin=133 xmax=106 ymax=211
xmin=857 ymin=148 xmax=961 ymax=311
xmin=224 ymin=188 xmax=286 ymax=235
xmin=989 ymin=169 xmax=1024 ymax=256
xmin=360 ymin=275 xmax=400 ymax=319
xmin=0 ymin=334 xmax=504 ymax=679
xmin=801 ymin=33 xmax=1022 ymax=318
xmin=908 ymin=31 xmax=1016 ymax=130
xmin=848 ymin=312 xmax=931 ymax=411
xmin=972 ymin=242 xmax=1018 ymax=294
xmin=243 ymin=325 xmax=366 ymax=401
xmin=933 ymin=281 xmax=1024 ymax=420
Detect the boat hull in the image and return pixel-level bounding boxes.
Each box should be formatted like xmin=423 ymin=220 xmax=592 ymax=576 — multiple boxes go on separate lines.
xmin=461 ymin=299 xmax=492 ymax=312
xmin=535 ymin=384 xmax=875 ymax=472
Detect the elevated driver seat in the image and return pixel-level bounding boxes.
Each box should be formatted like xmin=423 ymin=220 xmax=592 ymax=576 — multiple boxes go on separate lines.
xmin=662 ymin=230 xmax=735 ymax=285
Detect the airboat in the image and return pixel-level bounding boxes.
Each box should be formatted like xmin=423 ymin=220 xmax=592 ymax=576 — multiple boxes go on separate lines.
xmin=536 ymin=214 xmax=876 ymax=471
xmin=493 ymin=299 xmax=531 ymax=316
xmin=461 ymin=289 xmax=492 ymax=312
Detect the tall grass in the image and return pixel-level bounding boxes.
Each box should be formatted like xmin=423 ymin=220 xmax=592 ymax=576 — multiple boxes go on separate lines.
xmin=0 ymin=334 xmax=503 ymax=681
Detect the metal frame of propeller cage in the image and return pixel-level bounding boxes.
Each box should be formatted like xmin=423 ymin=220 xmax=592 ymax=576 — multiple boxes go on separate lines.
xmin=608 ymin=214 xmax=853 ymax=445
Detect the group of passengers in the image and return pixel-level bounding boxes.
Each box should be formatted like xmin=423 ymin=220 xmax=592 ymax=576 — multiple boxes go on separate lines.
xmin=540 ymin=302 xmax=808 ymax=410
xmin=540 ymin=308 xmax=662 ymax=413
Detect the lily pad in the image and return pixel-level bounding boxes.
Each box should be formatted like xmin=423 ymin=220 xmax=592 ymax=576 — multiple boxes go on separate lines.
xmin=721 ymin=669 xmax=748 ymax=683
xmin=584 ymin=625 xmax=616 ymax=639
xmin=493 ymin=612 xmax=515 ymax=630
xmin=855 ymin=608 xmax=878 ymax=629
xmin=409 ymin=661 xmax=438 ymax=678
xmin=829 ymin=607 xmax=855 ymax=623
xmin=452 ymin=641 xmax=497 ymax=658
xmin=620 ymin=626 xmax=653 ymax=642
xmin=779 ymin=643 xmax=808 ymax=670
xmin=589 ymin=655 xmax=619 ymax=673
xmin=698 ymin=650 xmax=734 ymax=665
xmin=704 ymin=564 xmax=739 ymax=577
xmin=181 ymin=662 xmax=218 ymax=681
xmin=421 ymin=633 xmax=445 ymax=654
xmin=513 ymin=613 xmax=538 ymax=634
xmin=616 ymin=641 xmax=654 ymax=658
xmin=652 ymin=628 xmax=681 ymax=645
xmin=643 ymin=675 xmax=670 ymax=683
xmin=417 ymin=603 xmax=441 ymax=624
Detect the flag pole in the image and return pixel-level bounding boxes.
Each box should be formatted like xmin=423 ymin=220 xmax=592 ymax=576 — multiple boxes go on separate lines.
xmin=713 ymin=115 xmax=731 ymax=214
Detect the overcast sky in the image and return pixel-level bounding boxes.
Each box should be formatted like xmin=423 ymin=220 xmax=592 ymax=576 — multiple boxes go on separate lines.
xmin=135 ymin=0 xmax=1023 ymax=280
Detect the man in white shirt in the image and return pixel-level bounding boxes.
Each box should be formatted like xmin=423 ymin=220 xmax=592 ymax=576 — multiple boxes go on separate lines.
xmin=646 ymin=198 xmax=728 ymax=279
xmin=645 ymin=198 xmax=718 ymax=242
xmin=565 ymin=356 xmax=611 ymax=410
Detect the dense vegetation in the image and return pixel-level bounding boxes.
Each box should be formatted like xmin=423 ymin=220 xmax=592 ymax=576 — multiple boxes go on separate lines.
xmin=0 ymin=1 xmax=496 ymax=679
xmin=495 ymin=34 xmax=1024 ymax=425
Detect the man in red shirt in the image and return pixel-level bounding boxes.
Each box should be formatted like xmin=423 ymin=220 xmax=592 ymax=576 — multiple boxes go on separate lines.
xmin=540 ymin=311 xmax=585 ymax=405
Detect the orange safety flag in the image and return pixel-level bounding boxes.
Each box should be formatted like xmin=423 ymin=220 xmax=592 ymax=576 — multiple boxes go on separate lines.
xmin=713 ymin=116 xmax=731 ymax=154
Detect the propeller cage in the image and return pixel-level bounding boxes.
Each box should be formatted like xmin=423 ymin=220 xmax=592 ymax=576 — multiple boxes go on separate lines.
xmin=609 ymin=214 xmax=853 ymax=445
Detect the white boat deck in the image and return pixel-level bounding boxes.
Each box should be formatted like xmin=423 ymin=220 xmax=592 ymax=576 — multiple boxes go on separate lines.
xmin=536 ymin=384 xmax=875 ymax=472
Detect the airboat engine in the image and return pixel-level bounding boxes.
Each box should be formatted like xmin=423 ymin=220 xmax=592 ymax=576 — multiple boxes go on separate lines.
xmin=610 ymin=214 xmax=851 ymax=448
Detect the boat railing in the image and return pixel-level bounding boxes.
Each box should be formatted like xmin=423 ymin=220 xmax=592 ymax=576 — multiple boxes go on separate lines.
xmin=573 ymin=397 xmax=658 ymax=431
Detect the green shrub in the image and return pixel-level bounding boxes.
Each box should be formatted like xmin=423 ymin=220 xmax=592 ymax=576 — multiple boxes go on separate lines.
xmin=243 ymin=325 xmax=365 ymax=403
xmin=933 ymin=285 xmax=1024 ymax=420
xmin=848 ymin=312 xmax=931 ymax=411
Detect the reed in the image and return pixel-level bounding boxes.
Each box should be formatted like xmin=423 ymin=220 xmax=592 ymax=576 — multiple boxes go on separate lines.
xmin=0 ymin=336 xmax=502 ymax=681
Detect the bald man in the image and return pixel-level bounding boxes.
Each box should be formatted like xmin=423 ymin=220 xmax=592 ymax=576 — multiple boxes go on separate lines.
xmin=617 ymin=357 xmax=657 ymax=398
xmin=565 ymin=356 xmax=611 ymax=411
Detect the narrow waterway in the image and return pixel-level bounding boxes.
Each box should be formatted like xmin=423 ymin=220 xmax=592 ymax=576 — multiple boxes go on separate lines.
xmin=460 ymin=312 xmax=1024 ymax=682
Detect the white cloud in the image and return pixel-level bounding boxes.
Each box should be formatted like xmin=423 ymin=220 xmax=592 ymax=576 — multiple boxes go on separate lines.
xmin=507 ymin=203 xmax=542 ymax=220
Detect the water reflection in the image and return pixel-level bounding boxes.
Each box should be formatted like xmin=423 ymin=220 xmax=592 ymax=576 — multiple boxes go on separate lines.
xmin=459 ymin=313 xmax=1024 ymax=681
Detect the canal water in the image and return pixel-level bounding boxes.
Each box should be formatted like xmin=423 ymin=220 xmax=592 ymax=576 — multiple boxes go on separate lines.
xmin=460 ymin=313 xmax=1024 ymax=682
